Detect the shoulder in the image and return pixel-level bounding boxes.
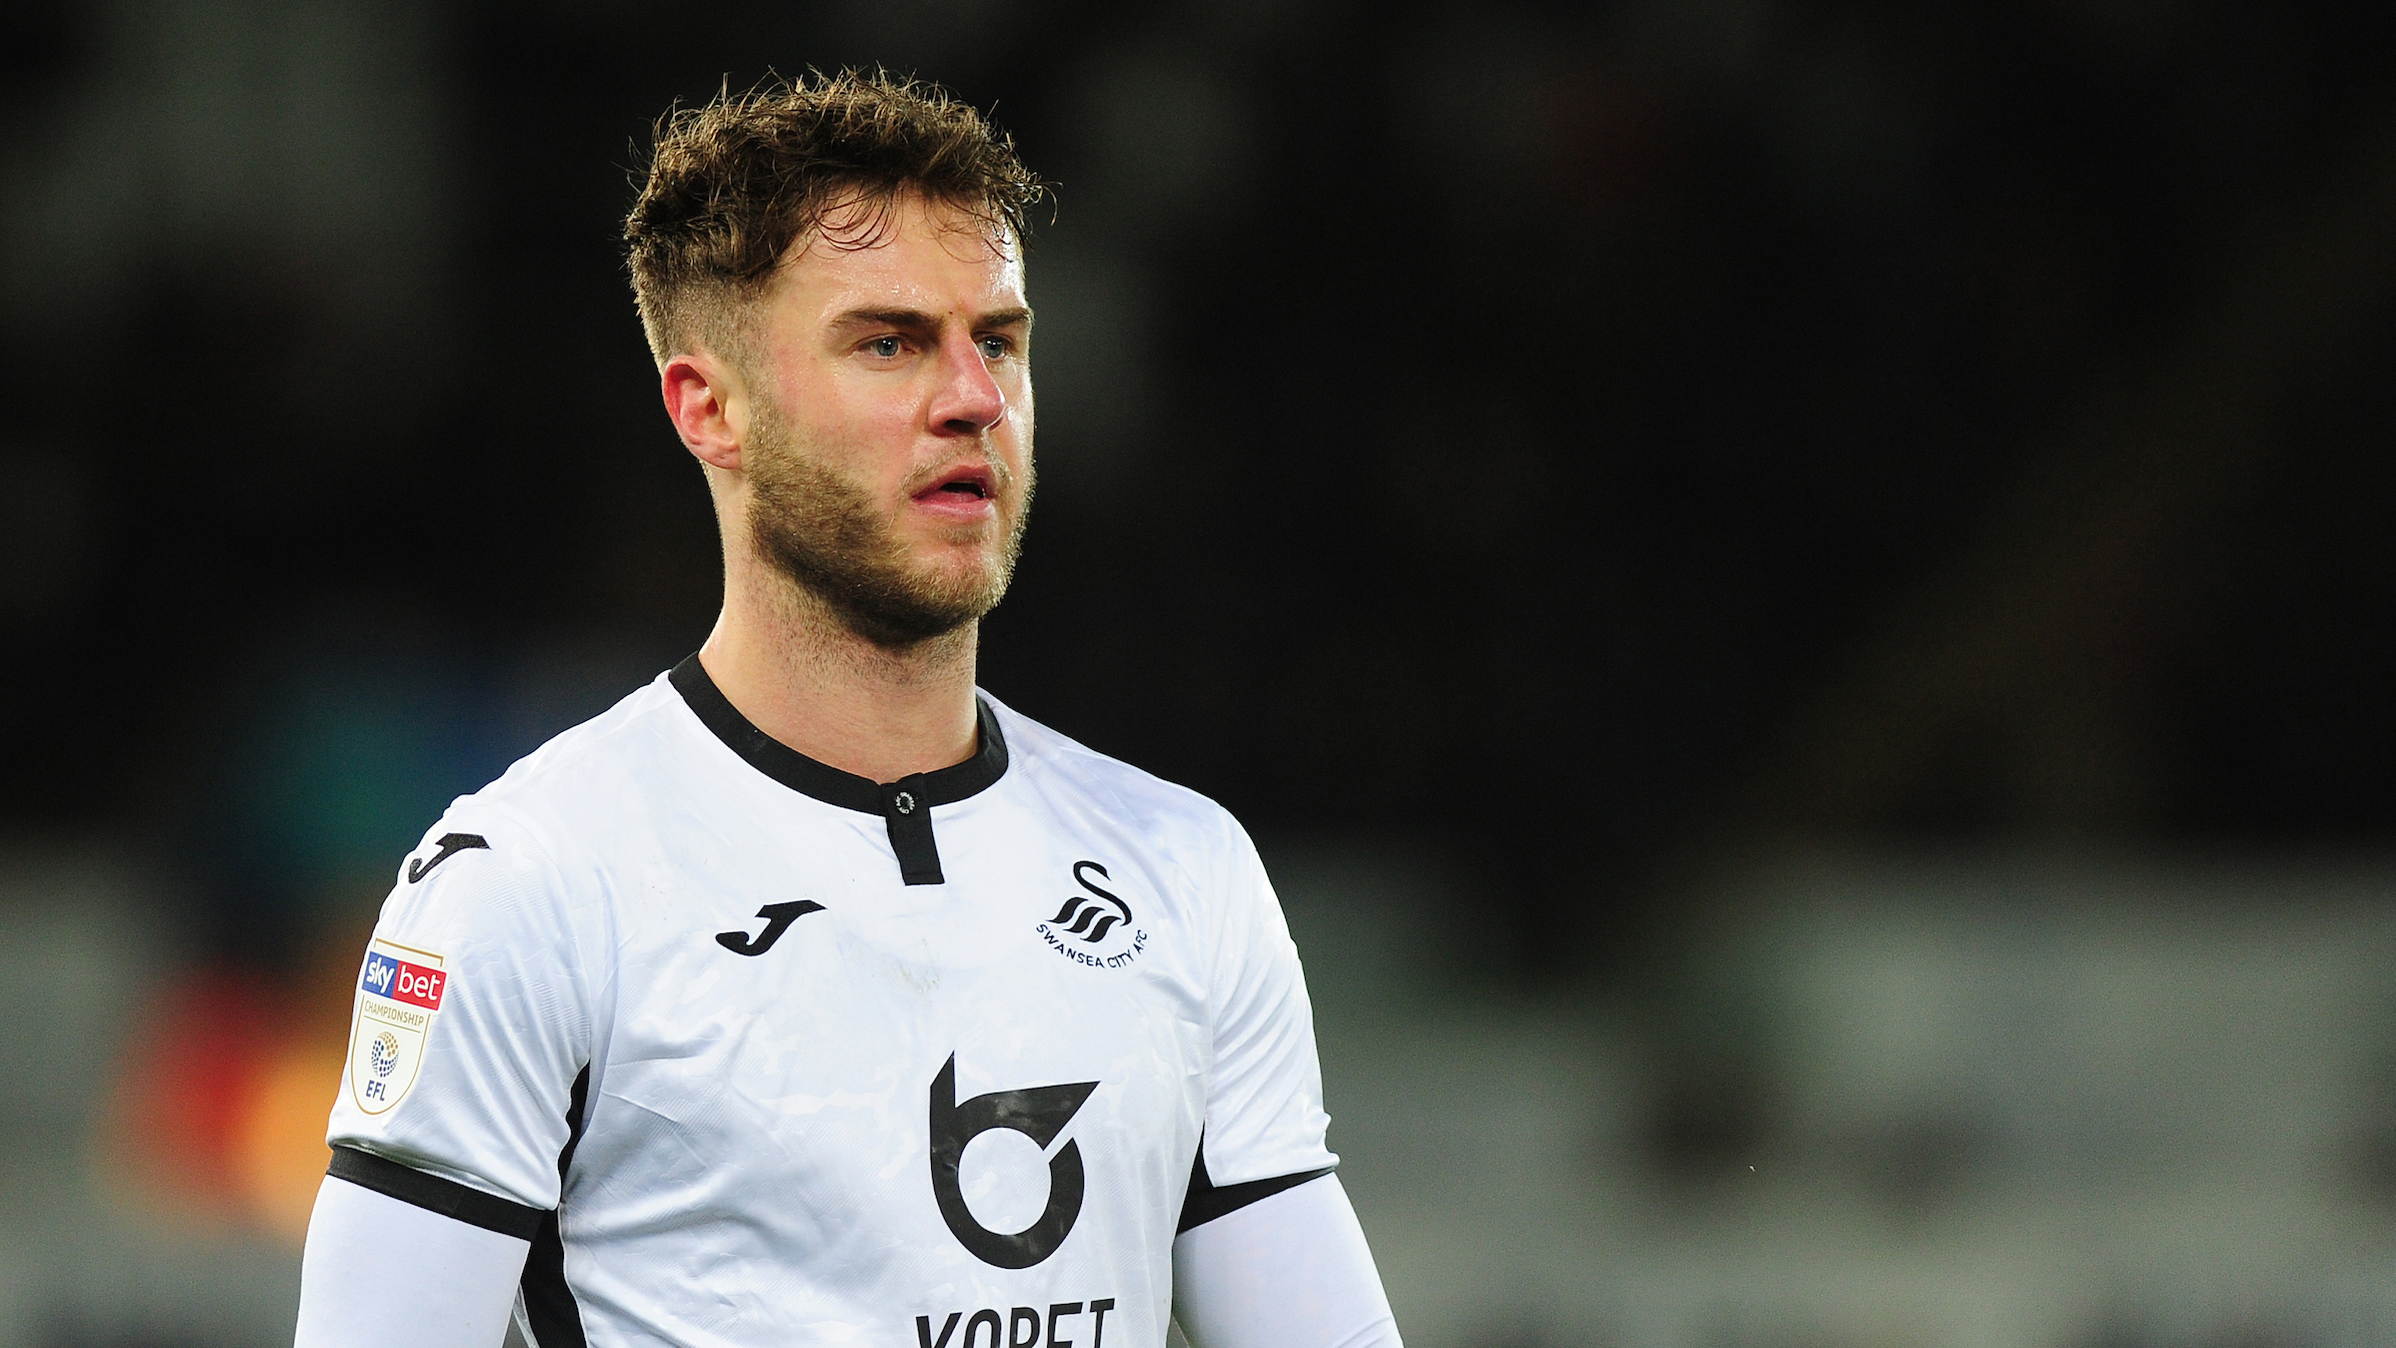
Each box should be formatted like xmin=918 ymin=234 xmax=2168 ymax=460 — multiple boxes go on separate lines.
xmin=377 ymin=676 xmax=706 ymax=959
xmin=484 ymin=671 xmax=696 ymax=804
xmin=983 ymin=692 xmax=1257 ymax=868
xmin=458 ymin=673 xmax=697 ymax=831
xmin=389 ymin=671 xmax=703 ymax=894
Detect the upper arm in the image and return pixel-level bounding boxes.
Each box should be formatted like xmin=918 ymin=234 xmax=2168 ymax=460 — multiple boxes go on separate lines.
xmin=1192 ymin=817 xmax=1337 ymax=1196
xmin=297 ymin=1172 xmax=530 ymax=1348
xmin=1172 ymin=1174 xmax=1400 ymax=1348
xmin=326 ymin=808 xmax=596 ymax=1211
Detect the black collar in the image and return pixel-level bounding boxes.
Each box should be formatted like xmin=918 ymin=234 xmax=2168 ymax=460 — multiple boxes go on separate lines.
xmin=667 ymin=654 xmax=1009 ymax=816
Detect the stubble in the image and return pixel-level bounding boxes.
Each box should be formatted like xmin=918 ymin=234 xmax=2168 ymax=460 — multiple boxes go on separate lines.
xmin=742 ymin=395 xmax=1031 ymax=651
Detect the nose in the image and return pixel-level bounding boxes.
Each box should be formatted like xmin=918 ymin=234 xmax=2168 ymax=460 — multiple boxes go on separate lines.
xmin=929 ymin=331 xmax=1007 ymax=436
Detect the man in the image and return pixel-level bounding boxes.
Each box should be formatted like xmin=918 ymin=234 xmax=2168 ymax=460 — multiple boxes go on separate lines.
xmin=294 ymin=72 xmax=1401 ymax=1348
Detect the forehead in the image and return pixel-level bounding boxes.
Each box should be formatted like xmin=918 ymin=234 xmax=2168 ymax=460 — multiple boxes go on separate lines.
xmin=775 ymin=194 xmax=1024 ymax=314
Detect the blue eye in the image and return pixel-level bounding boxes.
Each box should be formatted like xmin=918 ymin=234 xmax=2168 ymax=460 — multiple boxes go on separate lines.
xmin=978 ymin=336 xmax=1010 ymax=360
xmin=868 ymin=336 xmax=903 ymax=358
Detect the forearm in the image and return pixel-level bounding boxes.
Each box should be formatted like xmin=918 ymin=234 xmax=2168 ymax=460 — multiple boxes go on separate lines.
xmin=1171 ymin=1174 xmax=1401 ymax=1348
xmin=295 ymin=1175 xmax=530 ymax=1348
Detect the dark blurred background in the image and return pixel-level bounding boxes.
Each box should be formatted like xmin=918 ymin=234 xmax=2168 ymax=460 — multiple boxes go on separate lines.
xmin=8 ymin=0 xmax=2396 ymax=967
xmin=5 ymin=1 xmax=2396 ymax=1344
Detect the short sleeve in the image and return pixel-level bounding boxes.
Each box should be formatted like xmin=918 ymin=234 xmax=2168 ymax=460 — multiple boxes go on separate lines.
xmin=1199 ymin=816 xmax=1337 ymax=1186
xmin=326 ymin=806 xmax=594 ymax=1211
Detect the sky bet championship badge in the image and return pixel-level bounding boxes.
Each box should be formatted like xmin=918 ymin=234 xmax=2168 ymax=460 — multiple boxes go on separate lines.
xmin=348 ymin=940 xmax=447 ymax=1115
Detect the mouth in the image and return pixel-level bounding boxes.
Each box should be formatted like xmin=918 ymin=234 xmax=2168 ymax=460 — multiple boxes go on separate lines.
xmin=912 ymin=464 xmax=996 ymax=507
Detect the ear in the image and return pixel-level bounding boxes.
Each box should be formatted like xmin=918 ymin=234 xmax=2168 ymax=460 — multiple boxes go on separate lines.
xmin=661 ymin=351 xmax=750 ymax=472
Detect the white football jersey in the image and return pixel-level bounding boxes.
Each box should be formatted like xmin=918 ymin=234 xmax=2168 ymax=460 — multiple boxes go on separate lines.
xmin=325 ymin=658 xmax=1337 ymax=1348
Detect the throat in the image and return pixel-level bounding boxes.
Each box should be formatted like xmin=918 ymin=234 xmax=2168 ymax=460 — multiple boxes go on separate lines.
xmin=699 ymin=594 xmax=986 ymax=783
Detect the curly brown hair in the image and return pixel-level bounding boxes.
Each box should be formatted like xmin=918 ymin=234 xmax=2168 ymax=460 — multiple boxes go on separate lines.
xmin=624 ymin=69 xmax=1048 ymax=368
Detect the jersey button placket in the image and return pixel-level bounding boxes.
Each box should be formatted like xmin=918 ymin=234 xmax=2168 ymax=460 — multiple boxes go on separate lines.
xmin=883 ymin=775 xmax=945 ymax=886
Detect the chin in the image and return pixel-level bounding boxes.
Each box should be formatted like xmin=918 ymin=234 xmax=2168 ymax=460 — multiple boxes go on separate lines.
xmin=912 ymin=537 xmax=1006 ymax=579
xmin=917 ymin=566 xmax=1007 ymax=614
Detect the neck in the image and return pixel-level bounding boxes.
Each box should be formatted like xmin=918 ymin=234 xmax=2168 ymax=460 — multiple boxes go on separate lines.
xmin=697 ymin=549 xmax=983 ymax=785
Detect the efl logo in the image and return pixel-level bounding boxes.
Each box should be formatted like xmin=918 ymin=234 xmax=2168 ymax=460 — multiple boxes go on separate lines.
xmin=361 ymin=952 xmax=447 ymax=1010
xmin=349 ymin=940 xmax=444 ymax=1117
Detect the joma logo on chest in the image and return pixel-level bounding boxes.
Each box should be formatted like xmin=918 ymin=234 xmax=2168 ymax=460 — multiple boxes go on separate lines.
xmin=716 ymin=901 xmax=826 ymax=956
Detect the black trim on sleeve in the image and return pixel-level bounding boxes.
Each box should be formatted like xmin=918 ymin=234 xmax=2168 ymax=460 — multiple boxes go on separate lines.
xmin=1175 ymin=1140 xmax=1337 ymax=1234
xmin=326 ymin=1145 xmax=545 ymax=1241
xmin=668 ymin=654 xmax=1006 ymax=887
xmin=519 ymin=1064 xmax=593 ymax=1348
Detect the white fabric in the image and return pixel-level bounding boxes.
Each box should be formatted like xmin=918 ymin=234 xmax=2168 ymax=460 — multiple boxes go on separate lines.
xmin=1172 ymin=1176 xmax=1400 ymax=1348
xmin=319 ymin=670 xmax=1342 ymax=1347
xmin=296 ymin=1175 xmax=527 ymax=1348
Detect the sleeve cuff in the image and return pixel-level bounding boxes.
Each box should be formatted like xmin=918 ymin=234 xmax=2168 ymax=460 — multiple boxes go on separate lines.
xmin=1177 ymin=1142 xmax=1337 ymax=1233
xmin=327 ymin=1144 xmax=546 ymax=1241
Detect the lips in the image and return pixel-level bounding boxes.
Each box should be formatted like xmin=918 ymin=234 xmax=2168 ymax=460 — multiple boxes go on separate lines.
xmin=910 ymin=462 xmax=999 ymax=518
xmin=917 ymin=469 xmax=991 ymax=501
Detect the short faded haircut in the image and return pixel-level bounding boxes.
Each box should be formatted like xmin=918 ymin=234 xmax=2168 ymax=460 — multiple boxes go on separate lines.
xmin=624 ymin=70 xmax=1047 ymax=368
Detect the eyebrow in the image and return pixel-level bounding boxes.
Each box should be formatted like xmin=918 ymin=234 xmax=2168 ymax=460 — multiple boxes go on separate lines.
xmin=829 ymin=306 xmax=1033 ymax=332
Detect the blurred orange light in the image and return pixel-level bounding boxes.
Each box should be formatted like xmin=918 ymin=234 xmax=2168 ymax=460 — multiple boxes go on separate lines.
xmin=102 ymin=944 xmax=359 ymax=1243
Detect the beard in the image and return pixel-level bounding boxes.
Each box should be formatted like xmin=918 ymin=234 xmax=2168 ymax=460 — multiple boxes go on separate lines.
xmin=742 ymin=396 xmax=1031 ymax=651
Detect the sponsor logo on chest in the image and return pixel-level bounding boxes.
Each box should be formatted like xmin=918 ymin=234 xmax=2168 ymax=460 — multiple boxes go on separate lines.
xmin=347 ymin=941 xmax=447 ymax=1114
xmin=914 ymin=1300 xmax=1119 ymax=1348
xmin=920 ymin=1058 xmax=1121 ymax=1346
xmin=1034 ymin=861 xmax=1147 ymax=971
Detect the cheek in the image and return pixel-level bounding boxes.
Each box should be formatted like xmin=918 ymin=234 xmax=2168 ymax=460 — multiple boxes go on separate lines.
xmin=787 ymin=380 xmax=920 ymax=474
xmin=999 ymin=379 xmax=1033 ymax=447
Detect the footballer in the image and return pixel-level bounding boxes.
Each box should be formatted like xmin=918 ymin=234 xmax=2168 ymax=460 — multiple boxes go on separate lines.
xmin=293 ymin=71 xmax=1402 ymax=1348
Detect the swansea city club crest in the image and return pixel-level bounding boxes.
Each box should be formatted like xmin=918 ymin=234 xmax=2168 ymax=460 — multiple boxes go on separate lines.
xmin=1034 ymin=860 xmax=1148 ymax=971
